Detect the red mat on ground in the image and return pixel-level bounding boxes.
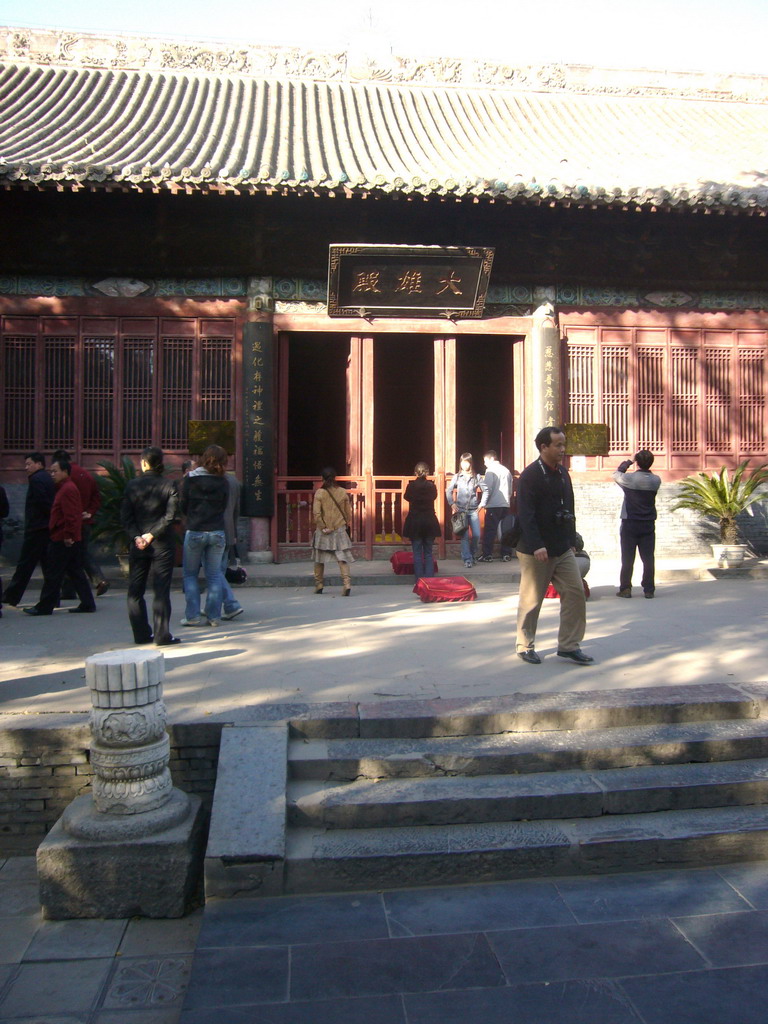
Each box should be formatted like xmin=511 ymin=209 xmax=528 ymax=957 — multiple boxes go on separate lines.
xmin=390 ymin=551 xmax=438 ymax=575
xmin=545 ymin=581 xmax=591 ymax=599
xmin=413 ymin=576 xmax=477 ymax=602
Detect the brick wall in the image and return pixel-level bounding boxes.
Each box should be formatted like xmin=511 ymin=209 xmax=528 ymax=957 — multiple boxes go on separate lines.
xmin=0 ymin=719 xmax=223 ymax=857
xmin=572 ymin=482 xmax=768 ymax=560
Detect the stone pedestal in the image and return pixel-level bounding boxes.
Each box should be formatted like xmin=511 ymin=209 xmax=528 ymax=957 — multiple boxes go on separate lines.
xmin=37 ymin=649 xmax=205 ymax=919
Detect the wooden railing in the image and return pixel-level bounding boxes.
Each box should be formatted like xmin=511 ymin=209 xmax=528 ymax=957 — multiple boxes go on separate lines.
xmin=272 ymin=474 xmax=450 ymax=561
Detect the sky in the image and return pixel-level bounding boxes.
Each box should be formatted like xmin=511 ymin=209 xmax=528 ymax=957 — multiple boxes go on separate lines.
xmin=1 ymin=0 xmax=767 ymax=77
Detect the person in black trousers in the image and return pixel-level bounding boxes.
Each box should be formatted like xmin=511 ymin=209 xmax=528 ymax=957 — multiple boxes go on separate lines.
xmin=23 ymin=458 xmax=96 ymax=616
xmin=120 ymin=447 xmax=180 ymax=646
xmin=4 ymin=452 xmax=55 ymax=607
xmin=0 ymin=483 xmax=9 ymax=616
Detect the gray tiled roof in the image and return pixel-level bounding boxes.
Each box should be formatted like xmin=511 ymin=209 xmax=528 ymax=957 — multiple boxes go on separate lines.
xmin=2 ymin=61 xmax=768 ymax=211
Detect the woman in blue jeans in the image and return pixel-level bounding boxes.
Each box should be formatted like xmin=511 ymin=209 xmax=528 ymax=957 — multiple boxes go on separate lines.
xmin=446 ymin=452 xmax=482 ymax=568
xmin=403 ymin=462 xmax=441 ymax=583
xmin=179 ymin=445 xmax=229 ymax=626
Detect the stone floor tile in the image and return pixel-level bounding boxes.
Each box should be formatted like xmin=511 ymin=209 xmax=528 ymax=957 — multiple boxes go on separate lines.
xmin=101 ymin=954 xmax=193 ymax=1010
xmin=182 ymin=947 xmax=288 ymax=1009
xmin=290 ymin=932 xmax=505 ymax=1001
xmin=404 ymin=980 xmax=643 ymax=1023
xmin=0 ymin=880 xmax=44 ymax=916
xmin=180 ymin=993 xmax=407 ymax=1024
xmin=0 ymin=914 xmax=39 ymax=963
xmin=619 ymin=964 xmax=768 ymax=1024
xmin=487 ymin=918 xmax=705 ymax=985
xmin=0 ymin=856 xmax=38 ymax=883
xmin=717 ymin=861 xmax=768 ymax=908
xmin=95 ymin=1012 xmax=182 ymax=1024
xmin=0 ymin=958 xmax=112 ymax=1016
xmin=23 ymin=918 xmax=127 ymax=961
xmin=120 ymin=910 xmax=203 ymax=956
xmin=197 ymin=891 xmax=388 ymax=948
xmin=383 ymin=879 xmax=574 ymax=936
xmin=673 ymin=908 xmax=768 ymax=967
xmin=0 ymin=1016 xmax=89 ymax=1023
xmin=555 ymin=867 xmax=752 ymax=923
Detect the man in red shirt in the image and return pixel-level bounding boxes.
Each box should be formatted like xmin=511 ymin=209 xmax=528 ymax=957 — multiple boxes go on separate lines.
xmin=23 ymin=458 xmax=96 ymax=616
xmin=53 ymin=449 xmax=110 ymax=596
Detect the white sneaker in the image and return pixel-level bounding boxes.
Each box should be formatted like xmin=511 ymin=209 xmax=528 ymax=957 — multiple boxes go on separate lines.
xmin=221 ymin=607 xmax=244 ymax=621
xmin=180 ymin=617 xmax=206 ymax=627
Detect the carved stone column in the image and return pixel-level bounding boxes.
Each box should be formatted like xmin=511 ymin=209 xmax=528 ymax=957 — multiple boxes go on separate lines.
xmin=37 ymin=650 xmax=205 ymax=919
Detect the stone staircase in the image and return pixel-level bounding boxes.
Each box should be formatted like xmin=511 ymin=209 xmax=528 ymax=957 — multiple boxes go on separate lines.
xmin=204 ymin=682 xmax=768 ymax=898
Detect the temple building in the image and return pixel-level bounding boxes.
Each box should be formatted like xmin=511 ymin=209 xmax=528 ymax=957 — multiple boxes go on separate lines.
xmin=1 ymin=26 xmax=767 ymax=560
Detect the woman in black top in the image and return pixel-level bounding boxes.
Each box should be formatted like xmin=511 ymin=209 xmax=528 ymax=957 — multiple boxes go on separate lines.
xmin=403 ymin=462 xmax=441 ymax=583
xmin=179 ymin=445 xmax=229 ymax=626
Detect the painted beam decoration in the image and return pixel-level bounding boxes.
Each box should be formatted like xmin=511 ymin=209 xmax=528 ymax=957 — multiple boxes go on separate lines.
xmin=327 ymin=244 xmax=494 ymax=318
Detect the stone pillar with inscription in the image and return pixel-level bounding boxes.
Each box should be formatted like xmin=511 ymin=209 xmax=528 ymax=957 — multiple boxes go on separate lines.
xmin=528 ymin=301 xmax=562 ymax=435
xmin=243 ymin=277 xmax=275 ymax=561
xmin=37 ymin=649 xmax=205 ymax=919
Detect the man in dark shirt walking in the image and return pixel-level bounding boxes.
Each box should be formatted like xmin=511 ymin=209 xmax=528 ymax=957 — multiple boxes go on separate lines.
xmin=4 ymin=452 xmax=55 ymax=607
xmin=613 ymin=450 xmax=662 ymax=599
xmin=515 ymin=426 xmax=593 ymax=666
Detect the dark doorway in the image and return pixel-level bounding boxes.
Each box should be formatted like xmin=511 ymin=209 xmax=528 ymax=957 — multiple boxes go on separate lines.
xmin=374 ymin=335 xmax=434 ymax=474
xmin=455 ymin=336 xmax=515 ymax=472
xmin=286 ymin=333 xmax=348 ymax=475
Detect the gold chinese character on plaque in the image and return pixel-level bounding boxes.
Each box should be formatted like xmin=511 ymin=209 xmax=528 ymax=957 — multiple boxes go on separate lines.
xmin=395 ymin=270 xmax=423 ymax=294
xmin=436 ymin=271 xmax=462 ymax=296
xmin=352 ymin=270 xmax=383 ymax=294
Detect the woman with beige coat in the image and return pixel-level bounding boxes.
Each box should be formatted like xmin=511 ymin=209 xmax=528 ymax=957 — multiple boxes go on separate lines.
xmin=311 ymin=467 xmax=354 ymax=595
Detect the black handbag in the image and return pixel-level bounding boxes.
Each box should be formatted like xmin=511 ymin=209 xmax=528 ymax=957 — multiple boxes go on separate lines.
xmin=451 ymin=509 xmax=469 ymax=536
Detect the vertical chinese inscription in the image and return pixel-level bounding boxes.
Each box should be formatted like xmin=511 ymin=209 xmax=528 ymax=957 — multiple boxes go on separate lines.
xmin=242 ymin=321 xmax=274 ymax=516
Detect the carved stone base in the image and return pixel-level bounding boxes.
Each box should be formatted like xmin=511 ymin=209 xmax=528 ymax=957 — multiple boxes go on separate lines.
xmin=37 ymin=793 xmax=205 ymax=919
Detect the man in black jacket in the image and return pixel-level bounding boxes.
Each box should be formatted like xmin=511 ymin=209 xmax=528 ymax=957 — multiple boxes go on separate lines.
xmin=613 ymin=450 xmax=662 ymax=598
xmin=4 ymin=453 xmax=55 ymax=607
xmin=515 ymin=426 xmax=593 ymax=666
xmin=120 ymin=447 xmax=180 ymax=646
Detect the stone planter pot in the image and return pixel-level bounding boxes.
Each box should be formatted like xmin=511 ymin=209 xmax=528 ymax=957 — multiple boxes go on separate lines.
xmin=711 ymin=543 xmax=748 ymax=568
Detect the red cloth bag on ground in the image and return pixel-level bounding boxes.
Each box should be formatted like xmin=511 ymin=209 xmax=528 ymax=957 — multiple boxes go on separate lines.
xmin=413 ymin=576 xmax=477 ymax=602
xmin=545 ymin=581 xmax=591 ymax=599
xmin=391 ymin=551 xmax=438 ymax=575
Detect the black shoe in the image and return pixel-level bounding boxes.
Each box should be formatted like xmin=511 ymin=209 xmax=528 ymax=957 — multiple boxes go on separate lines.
xmin=502 ymin=554 xmax=512 ymax=562
xmin=557 ymin=648 xmax=594 ymax=665
xmin=23 ymin=607 xmax=51 ymax=616
xmin=518 ymin=649 xmax=541 ymax=665
xmin=644 ymin=591 xmax=655 ymax=599
xmin=477 ymin=555 xmax=493 ymax=563
xmin=156 ymin=636 xmax=182 ymax=646
xmin=69 ymin=605 xmax=96 ymax=613
xmin=342 ymin=587 xmax=351 ymax=597
xmin=616 ymin=589 xmax=632 ymax=598
xmin=314 ymin=586 xmax=323 ymax=594
xmin=96 ymin=579 xmax=111 ymax=597
xmin=135 ymin=636 xmax=154 ymax=645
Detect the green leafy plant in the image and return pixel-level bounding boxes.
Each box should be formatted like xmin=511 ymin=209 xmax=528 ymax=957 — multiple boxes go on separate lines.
xmin=672 ymin=460 xmax=768 ymax=544
xmin=90 ymin=456 xmax=138 ymax=558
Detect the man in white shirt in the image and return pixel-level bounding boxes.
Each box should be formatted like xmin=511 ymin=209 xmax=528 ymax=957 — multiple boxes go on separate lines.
xmin=477 ymin=450 xmax=514 ymax=562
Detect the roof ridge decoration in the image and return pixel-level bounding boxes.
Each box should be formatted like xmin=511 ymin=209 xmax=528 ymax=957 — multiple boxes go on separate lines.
xmin=4 ymin=25 xmax=768 ymax=102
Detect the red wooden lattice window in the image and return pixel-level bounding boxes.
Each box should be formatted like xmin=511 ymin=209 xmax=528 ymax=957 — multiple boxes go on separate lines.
xmin=564 ymin=325 xmax=768 ymax=467
xmin=0 ymin=315 xmax=237 ymax=461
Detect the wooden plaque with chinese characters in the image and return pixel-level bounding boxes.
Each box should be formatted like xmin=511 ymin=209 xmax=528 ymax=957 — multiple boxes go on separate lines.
xmin=564 ymin=424 xmax=610 ymax=456
xmin=327 ymin=244 xmax=494 ymax=318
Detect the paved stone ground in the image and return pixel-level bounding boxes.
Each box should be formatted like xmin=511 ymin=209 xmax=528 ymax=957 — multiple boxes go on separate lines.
xmin=2 ymin=556 xmax=768 ymax=1023
xmin=5 ymin=854 xmax=768 ymax=1023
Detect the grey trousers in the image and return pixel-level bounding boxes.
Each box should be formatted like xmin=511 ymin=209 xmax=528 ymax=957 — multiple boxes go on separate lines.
xmin=516 ymin=548 xmax=586 ymax=653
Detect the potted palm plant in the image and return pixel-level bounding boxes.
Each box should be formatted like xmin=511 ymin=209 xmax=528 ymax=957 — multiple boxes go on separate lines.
xmin=672 ymin=460 xmax=768 ymax=567
xmin=90 ymin=456 xmax=138 ymax=573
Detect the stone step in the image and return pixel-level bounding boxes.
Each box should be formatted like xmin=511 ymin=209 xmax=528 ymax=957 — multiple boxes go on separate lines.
xmin=288 ymin=718 xmax=768 ymax=781
xmin=309 ymin=682 xmax=768 ymax=741
xmin=284 ymin=803 xmax=768 ymax=894
xmin=287 ymin=757 xmax=768 ymax=829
